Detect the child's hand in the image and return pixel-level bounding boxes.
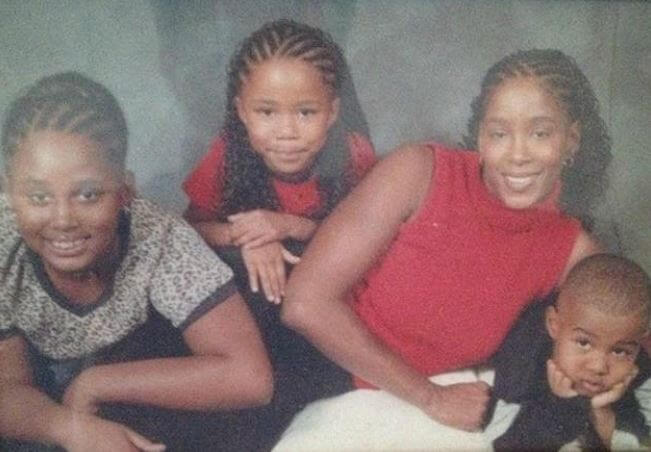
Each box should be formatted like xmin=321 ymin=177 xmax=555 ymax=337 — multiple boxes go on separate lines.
xmin=228 ymin=210 xmax=290 ymax=248
xmin=242 ymin=241 xmax=300 ymax=303
xmin=546 ymin=359 xmax=579 ymax=398
xmin=591 ymin=366 xmax=638 ymax=409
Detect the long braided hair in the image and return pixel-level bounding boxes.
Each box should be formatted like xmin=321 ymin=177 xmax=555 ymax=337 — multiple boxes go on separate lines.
xmin=464 ymin=49 xmax=612 ymax=228
xmin=2 ymin=71 xmax=128 ymax=176
xmin=220 ymin=19 xmax=370 ymax=220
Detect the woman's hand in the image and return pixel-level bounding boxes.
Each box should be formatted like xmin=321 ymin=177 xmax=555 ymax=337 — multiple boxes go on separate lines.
xmin=423 ymin=381 xmax=491 ymax=431
xmin=228 ymin=209 xmax=292 ymax=248
xmin=63 ymin=413 xmax=165 ymax=452
xmin=242 ymin=241 xmax=300 ymax=303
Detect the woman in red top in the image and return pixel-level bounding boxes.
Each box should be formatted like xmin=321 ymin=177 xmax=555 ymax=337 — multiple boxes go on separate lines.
xmin=276 ymin=49 xmax=609 ymax=450
xmin=183 ymin=19 xmax=376 ymax=450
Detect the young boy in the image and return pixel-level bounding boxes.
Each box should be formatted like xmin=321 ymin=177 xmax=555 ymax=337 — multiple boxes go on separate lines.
xmin=491 ymin=253 xmax=651 ymax=450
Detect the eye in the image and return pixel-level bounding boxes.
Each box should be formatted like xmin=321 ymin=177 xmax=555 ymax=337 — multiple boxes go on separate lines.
xmin=27 ymin=192 xmax=52 ymax=206
xmin=255 ymin=108 xmax=274 ymax=117
xmin=298 ymin=108 xmax=317 ymax=117
xmin=489 ymin=130 xmax=507 ymax=139
xmin=612 ymin=346 xmax=637 ymax=360
xmin=77 ymin=188 xmax=103 ymax=203
xmin=575 ymin=338 xmax=591 ymax=350
xmin=533 ymin=129 xmax=552 ymax=139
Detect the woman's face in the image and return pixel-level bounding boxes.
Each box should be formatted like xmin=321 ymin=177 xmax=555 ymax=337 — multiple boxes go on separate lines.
xmin=6 ymin=130 xmax=129 ymax=280
xmin=477 ymin=76 xmax=580 ymax=209
xmin=235 ymin=57 xmax=340 ymax=177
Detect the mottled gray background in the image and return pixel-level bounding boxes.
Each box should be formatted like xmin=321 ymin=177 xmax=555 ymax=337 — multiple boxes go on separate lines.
xmin=1 ymin=0 xmax=649 ymax=272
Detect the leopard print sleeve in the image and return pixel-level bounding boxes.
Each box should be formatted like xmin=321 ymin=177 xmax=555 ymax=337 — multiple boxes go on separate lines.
xmin=141 ymin=201 xmax=236 ymax=330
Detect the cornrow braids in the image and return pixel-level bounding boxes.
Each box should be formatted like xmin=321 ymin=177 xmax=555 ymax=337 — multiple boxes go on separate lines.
xmin=219 ymin=19 xmax=370 ymax=220
xmin=463 ymin=49 xmax=612 ymax=228
xmin=2 ymin=71 xmax=128 ymax=175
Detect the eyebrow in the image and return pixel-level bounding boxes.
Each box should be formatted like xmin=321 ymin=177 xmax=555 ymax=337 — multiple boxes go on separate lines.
xmin=572 ymin=327 xmax=595 ymax=337
xmin=483 ymin=116 xmax=558 ymax=125
xmin=251 ymin=98 xmax=323 ymax=107
xmin=573 ymin=327 xmax=641 ymax=347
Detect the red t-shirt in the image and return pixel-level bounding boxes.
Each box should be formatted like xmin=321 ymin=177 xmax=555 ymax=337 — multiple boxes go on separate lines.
xmin=183 ymin=133 xmax=376 ymax=217
xmin=353 ymin=143 xmax=582 ymax=387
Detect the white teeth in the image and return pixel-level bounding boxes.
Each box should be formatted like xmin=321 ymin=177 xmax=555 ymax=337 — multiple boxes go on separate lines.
xmin=50 ymin=239 xmax=85 ymax=250
xmin=504 ymin=175 xmax=535 ymax=190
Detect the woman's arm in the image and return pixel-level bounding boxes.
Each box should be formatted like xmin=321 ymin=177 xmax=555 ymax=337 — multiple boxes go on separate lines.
xmin=64 ymin=292 xmax=272 ymax=413
xmin=0 ymin=335 xmax=72 ymax=445
xmin=281 ymin=144 xmax=490 ymax=431
xmin=560 ymin=230 xmax=603 ymax=281
xmin=0 ymin=336 xmax=164 ymax=451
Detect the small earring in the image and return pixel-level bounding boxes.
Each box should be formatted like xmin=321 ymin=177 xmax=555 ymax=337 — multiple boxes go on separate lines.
xmin=564 ymin=155 xmax=575 ymax=167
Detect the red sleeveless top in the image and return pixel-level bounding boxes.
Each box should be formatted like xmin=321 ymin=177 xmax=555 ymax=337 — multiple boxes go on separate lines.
xmin=353 ymin=143 xmax=581 ymax=387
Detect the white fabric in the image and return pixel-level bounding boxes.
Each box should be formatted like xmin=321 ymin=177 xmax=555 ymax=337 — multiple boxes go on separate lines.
xmin=273 ymin=368 xmax=519 ymax=452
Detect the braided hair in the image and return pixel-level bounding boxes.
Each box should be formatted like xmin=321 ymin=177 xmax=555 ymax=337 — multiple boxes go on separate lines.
xmin=464 ymin=49 xmax=612 ymax=228
xmin=2 ymin=71 xmax=128 ymax=176
xmin=220 ymin=19 xmax=370 ymax=220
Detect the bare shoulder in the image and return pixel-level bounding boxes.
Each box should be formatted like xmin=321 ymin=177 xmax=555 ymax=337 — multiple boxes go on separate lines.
xmin=377 ymin=142 xmax=434 ymax=178
xmin=361 ymin=143 xmax=434 ymax=215
xmin=561 ymin=229 xmax=603 ymax=280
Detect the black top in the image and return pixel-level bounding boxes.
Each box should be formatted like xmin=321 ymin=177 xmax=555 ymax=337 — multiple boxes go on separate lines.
xmin=490 ymin=293 xmax=650 ymax=451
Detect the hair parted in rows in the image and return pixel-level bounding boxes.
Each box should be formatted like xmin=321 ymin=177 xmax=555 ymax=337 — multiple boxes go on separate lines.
xmin=463 ymin=49 xmax=612 ymax=229
xmin=2 ymin=71 xmax=128 ymax=175
xmin=220 ymin=19 xmax=370 ymax=220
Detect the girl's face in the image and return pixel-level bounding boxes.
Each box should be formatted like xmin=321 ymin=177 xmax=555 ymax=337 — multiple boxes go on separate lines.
xmin=477 ymin=76 xmax=580 ymax=209
xmin=6 ymin=130 xmax=130 ymax=281
xmin=546 ymin=295 xmax=646 ymax=397
xmin=235 ymin=57 xmax=340 ymax=177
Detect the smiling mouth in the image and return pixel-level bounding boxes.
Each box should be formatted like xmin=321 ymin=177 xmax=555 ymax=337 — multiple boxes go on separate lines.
xmin=46 ymin=237 xmax=88 ymax=255
xmin=503 ymin=174 xmax=538 ymax=191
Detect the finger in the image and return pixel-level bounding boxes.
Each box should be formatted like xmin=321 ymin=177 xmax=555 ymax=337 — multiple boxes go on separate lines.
xmin=267 ymin=259 xmax=284 ymax=302
xmin=258 ymin=264 xmax=278 ymax=303
xmin=281 ymin=248 xmax=301 ymax=265
xmin=124 ymin=428 xmax=166 ymax=451
xmin=243 ymin=257 xmax=260 ymax=293
xmin=591 ymin=383 xmax=623 ymax=408
xmin=235 ymin=230 xmax=262 ymax=248
xmin=274 ymin=256 xmax=287 ymax=300
xmin=243 ymin=234 xmax=275 ymax=249
xmin=559 ymin=375 xmax=578 ymax=396
xmin=227 ymin=213 xmax=247 ymax=222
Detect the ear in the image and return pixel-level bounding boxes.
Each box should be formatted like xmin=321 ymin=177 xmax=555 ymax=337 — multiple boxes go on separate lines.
xmin=566 ymin=120 xmax=581 ymax=159
xmin=545 ymin=305 xmax=560 ymax=339
xmin=235 ymin=96 xmax=247 ymax=126
xmin=327 ymin=97 xmax=340 ymax=129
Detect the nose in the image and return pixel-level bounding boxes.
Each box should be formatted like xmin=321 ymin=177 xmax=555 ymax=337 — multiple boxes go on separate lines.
xmin=51 ymin=200 xmax=77 ymax=230
xmin=277 ymin=113 xmax=298 ymax=139
xmin=585 ymin=352 xmax=608 ymax=376
xmin=508 ymin=134 xmax=532 ymax=165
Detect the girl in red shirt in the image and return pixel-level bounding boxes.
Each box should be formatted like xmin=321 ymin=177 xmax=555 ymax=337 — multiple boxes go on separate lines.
xmin=182 ymin=19 xmax=375 ymax=450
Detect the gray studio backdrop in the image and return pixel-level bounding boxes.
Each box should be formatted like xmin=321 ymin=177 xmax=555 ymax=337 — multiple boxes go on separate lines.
xmin=1 ymin=0 xmax=649 ymax=272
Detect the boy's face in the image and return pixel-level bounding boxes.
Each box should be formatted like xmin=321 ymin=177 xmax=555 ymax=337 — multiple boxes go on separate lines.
xmin=546 ymin=293 xmax=648 ymax=397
